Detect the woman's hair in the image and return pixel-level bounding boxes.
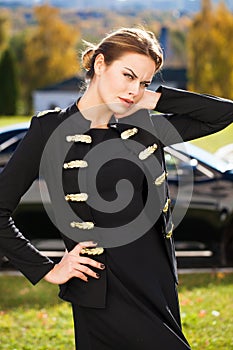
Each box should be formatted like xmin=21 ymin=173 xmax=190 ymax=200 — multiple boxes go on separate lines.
xmin=81 ymin=27 xmax=163 ymax=80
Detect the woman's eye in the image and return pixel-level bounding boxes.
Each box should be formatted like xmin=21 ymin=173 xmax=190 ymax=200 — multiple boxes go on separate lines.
xmin=141 ymin=82 xmax=150 ymax=88
xmin=124 ymin=73 xmax=134 ymax=80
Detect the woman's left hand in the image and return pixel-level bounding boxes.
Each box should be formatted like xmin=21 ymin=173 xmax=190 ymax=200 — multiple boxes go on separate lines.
xmin=115 ymin=90 xmax=161 ymax=119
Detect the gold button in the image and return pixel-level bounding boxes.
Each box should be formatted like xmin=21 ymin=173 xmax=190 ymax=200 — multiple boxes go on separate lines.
xmin=121 ymin=128 xmax=138 ymax=140
xmin=70 ymin=221 xmax=94 ymax=230
xmin=154 ymin=171 xmax=167 ymax=186
xmin=138 ymin=143 xmax=158 ymax=160
xmin=63 ymin=160 xmax=88 ymax=169
xmin=80 ymin=247 xmax=104 ymax=255
xmin=66 ymin=134 xmax=92 ymax=143
xmin=166 ymin=224 xmax=174 ymax=239
xmin=163 ymin=198 xmax=171 ymax=213
xmin=65 ymin=193 xmax=88 ymax=202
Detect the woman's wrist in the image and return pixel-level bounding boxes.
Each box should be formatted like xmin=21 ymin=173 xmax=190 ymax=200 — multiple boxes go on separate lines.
xmin=43 ymin=264 xmax=58 ymax=284
xmin=142 ymin=90 xmax=161 ymax=110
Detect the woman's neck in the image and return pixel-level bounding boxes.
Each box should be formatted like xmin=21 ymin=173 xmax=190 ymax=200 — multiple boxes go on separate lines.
xmin=77 ymin=87 xmax=112 ymax=129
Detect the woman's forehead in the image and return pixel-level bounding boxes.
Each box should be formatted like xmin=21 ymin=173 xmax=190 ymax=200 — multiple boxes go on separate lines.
xmin=112 ymin=52 xmax=156 ymax=76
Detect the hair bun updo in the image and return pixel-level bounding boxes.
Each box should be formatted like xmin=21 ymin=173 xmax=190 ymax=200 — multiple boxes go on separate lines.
xmin=81 ymin=42 xmax=97 ymax=72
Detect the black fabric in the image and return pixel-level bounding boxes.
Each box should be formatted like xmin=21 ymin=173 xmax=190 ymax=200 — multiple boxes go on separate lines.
xmin=71 ymin=127 xmax=190 ymax=349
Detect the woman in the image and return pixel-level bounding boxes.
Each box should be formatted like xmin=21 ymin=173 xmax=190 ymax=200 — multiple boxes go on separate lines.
xmin=0 ymin=27 xmax=233 ymax=350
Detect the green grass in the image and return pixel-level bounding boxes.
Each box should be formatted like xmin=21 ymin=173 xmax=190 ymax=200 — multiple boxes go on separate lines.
xmin=0 ymin=116 xmax=31 ymax=127
xmin=1 ymin=116 xmax=233 ymax=153
xmin=191 ymin=123 xmax=233 ymax=153
xmin=0 ymin=273 xmax=232 ymax=349
xmin=178 ymin=272 xmax=233 ymax=349
xmin=0 ymin=276 xmax=75 ymax=349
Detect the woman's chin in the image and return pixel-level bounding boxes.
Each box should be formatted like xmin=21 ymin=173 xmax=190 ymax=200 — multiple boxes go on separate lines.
xmin=108 ymin=102 xmax=134 ymax=117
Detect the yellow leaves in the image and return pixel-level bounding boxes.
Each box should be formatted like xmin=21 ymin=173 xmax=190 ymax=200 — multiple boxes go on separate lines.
xmin=188 ymin=0 xmax=233 ymax=99
xmin=34 ymin=4 xmax=60 ymax=25
xmin=23 ymin=4 xmax=80 ymax=91
xmin=216 ymin=272 xmax=225 ymax=280
xmin=0 ymin=10 xmax=11 ymax=52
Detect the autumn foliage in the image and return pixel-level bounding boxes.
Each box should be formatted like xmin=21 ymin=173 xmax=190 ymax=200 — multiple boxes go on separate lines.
xmin=23 ymin=5 xmax=80 ymax=99
xmin=0 ymin=1 xmax=233 ymax=113
xmin=188 ymin=0 xmax=233 ymax=99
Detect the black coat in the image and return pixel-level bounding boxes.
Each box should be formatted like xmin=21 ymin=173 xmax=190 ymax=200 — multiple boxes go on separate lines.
xmin=0 ymin=86 xmax=233 ymax=308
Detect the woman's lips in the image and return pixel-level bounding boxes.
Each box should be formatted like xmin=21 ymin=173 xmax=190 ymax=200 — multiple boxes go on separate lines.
xmin=118 ymin=97 xmax=134 ymax=107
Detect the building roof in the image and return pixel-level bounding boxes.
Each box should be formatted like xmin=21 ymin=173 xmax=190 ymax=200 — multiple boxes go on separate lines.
xmin=37 ymin=76 xmax=84 ymax=92
xmin=154 ymin=68 xmax=187 ymax=89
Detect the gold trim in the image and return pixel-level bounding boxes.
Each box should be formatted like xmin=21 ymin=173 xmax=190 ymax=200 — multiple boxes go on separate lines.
xmin=65 ymin=193 xmax=88 ymax=202
xmin=80 ymin=247 xmax=104 ymax=255
xmin=63 ymin=160 xmax=88 ymax=169
xmin=121 ymin=128 xmax=138 ymax=140
xmin=139 ymin=143 xmax=158 ymax=160
xmin=163 ymin=198 xmax=171 ymax=213
xmin=37 ymin=107 xmax=61 ymax=117
xmin=166 ymin=224 xmax=174 ymax=239
xmin=66 ymin=135 xmax=92 ymax=143
xmin=154 ymin=171 xmax=167 ymax=186
xmin=70 ymin=221 xmax=94 ymax=230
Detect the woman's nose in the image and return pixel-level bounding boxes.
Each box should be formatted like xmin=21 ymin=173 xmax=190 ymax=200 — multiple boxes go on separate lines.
xmin=128 ymin=81 xmax=140 ymax=97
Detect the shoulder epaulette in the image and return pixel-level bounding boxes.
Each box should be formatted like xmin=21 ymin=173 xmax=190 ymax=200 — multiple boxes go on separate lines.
xmin=36 ymin=107 xmax=62 ymax=118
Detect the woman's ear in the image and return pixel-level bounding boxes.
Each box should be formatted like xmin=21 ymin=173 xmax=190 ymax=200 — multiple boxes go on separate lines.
xmin=94 ymin=53 xmax=106 ymax=76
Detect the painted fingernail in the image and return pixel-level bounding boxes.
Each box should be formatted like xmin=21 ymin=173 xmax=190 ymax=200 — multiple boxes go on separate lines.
xmin=100 ymin=264 xmax=105 ymax=269
xmin=96 ymin=273 xmax=100 ymax=278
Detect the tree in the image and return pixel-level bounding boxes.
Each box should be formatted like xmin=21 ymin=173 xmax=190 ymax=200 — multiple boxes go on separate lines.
xmin=0 ymin=48 xmax=19 ymax=115
xmin=22 ymin=5 xmax=80 ymax=110
xmin=188 ymin=0 xmax=233 ymax=99
xmin=210 ymin=2 xmax=233 ymax=98
xmin=0 ymin=11 xmax=10 ymax=55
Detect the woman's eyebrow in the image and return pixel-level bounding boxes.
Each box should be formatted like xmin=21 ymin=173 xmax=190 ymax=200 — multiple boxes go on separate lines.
xmin=123 ymin=67 xmax=138 ymax=78
xmin=123 ymin=67 xmax=151 ymax=84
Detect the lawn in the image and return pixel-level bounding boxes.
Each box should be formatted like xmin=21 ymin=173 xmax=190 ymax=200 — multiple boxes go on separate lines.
xmin=0 ymin=116 xmax=30 ymax=127
xmin=0 ymin=272 xmax=232 ymax=349
xmin=0 ymin=275 xmax=75 ymax=350
xmin=191 ymin=123 xmax=233 ymax=153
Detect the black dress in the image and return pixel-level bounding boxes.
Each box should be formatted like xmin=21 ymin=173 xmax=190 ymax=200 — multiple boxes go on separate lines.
xmin=70 ymin=128 xmax=191 ymax=350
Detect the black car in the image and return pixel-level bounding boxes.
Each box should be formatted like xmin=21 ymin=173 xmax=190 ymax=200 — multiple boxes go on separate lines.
xmin=165 ymin=143 xmax=233 ymax=267
xmin=0 ymin=123 xmax=233 ymax=267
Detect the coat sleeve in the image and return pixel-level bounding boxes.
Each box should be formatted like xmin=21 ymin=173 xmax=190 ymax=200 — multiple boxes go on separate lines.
xmin=0 ymin=116 xmax=55 ymax=284
xmin=152 ymin=85 xmax=233 ymax=145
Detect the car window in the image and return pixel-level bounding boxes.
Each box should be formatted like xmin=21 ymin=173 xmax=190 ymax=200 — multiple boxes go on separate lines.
xmin=0 ymin=130 xmax=24 ymax=144
xmin=0 ymin=130 xmax=27 ymax=167
xmin=0 ymin=131 xmax=26 ymax=153
xmin=165 ymin=150 xmax=214 ymax=181
xmin=0 ymin=140 xmax=22 ymax=154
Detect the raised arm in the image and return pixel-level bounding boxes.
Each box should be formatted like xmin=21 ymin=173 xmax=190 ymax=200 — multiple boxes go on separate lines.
xmin=152 ymin=86 xmax=233 ymax=145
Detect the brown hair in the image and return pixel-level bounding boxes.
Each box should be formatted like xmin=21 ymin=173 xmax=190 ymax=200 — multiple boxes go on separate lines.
xmin=81 ymin=27 xmax=163 ymax=80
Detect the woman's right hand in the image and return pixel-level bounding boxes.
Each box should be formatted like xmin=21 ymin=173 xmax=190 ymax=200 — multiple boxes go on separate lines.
xmin=43 ymin=241 xmax=105 ymax=284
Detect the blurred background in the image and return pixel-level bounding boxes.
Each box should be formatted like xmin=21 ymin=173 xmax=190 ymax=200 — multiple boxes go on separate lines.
xmin=0 ymin=5 xmax=233 ymax=349
xmin=0 ymin=0 xmax=233 ymax=116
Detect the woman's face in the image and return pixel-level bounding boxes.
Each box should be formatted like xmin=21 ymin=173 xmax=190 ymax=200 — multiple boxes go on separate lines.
xmin=93 ymin=52 xmax=156 ymax=115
